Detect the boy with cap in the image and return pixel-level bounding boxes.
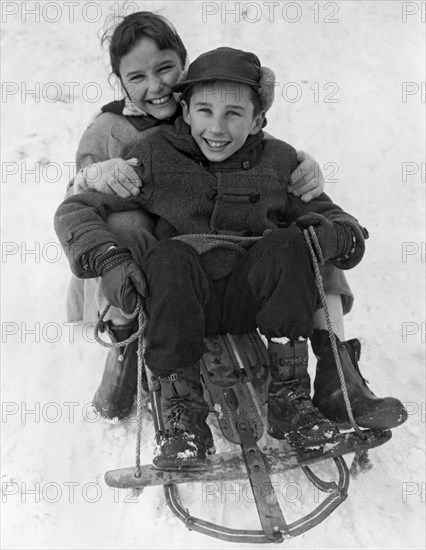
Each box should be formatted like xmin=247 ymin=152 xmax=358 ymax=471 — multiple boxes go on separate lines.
xmin=55 ymin=47 xmax=406 ymax=469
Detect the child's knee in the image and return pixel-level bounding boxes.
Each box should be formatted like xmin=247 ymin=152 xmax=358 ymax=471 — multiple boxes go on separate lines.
xmin=144 ymin=240 xmax=209 ymax=302
xmin=258 ymin=227 xmax=309 ymax=262
xmin=106 ymin=210 xmax=157 ymax=262
xmin=107 ymin=209 xmax=155 ymax=233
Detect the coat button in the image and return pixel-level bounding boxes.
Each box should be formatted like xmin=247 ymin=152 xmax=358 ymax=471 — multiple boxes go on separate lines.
xmin=207 ymin=189 xmax=217 ymax=199
xmin=66 ymin=231 xmax=74 ymax=242
xmin=249 ymin=193 xmax=260 ymax=203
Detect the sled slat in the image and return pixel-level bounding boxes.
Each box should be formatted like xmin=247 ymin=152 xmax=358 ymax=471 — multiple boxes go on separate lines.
xmin=200 ymin=334 xmax=263 ymax=443
xmin=105 ymin=429 xmax=391 ymax=489
xmin=227 ymin=333 xmax=270 ymax=405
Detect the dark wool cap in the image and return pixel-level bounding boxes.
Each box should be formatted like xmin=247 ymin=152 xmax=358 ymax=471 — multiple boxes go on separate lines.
xmin=173 ymin=47 xmax=262 ymax=95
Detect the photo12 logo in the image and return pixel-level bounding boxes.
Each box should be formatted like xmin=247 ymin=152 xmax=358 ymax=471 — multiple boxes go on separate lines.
xmin=1 ymin=480 xmax=141 ymax=504
xmin=1 ymin=1 xmax=141 ymax=24
xmin=402 ymin=82 xmax=426 ymax=103
xmin=401 ymin=482 xmax=425 ymax=503
xmin=401 ymin=2 xmax=426 ymax=23
xmin=201 ymin=2 xmax=340 ymax=24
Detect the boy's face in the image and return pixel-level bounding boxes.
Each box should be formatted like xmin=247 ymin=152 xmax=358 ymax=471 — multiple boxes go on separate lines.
xmin=120 ymin=37 xmax=183 ymax=120
xmin=182 ymin=82 xmax=264 ymax=162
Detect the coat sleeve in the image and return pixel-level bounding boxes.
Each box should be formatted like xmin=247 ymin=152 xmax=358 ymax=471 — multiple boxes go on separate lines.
xmin=65 ymin=112 xmax=136 ymax=199
xmin=284 ymin=192 xmax=369 ymax=269
xmin=54 ymin=192 xmax=144 ymax=278
xmin=55 ymin=141 xmax=155 ymax=278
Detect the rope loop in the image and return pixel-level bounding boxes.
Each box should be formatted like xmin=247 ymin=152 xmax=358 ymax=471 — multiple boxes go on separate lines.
xmin=94 ymin=296 xmax=148 ymax=475
xmin=94 ymin=298 xmax=148 ymax=349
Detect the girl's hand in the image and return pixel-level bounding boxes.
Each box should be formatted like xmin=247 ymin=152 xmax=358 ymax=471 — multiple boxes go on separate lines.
xmin=76 ymin=158 xmax=142 ymax=198
xmin=289 ymin=151 xmax=324 ymax=203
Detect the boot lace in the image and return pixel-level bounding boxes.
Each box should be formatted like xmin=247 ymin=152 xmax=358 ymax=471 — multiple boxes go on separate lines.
xmin=272 ymin=379 xmax=317 ymax=416
xmin=166 ymin=396 xmax=193 ymax=429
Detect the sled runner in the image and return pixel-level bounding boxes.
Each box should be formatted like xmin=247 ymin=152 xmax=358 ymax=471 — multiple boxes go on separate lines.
xmin=104 ymin=331 xmax=391 ymax=543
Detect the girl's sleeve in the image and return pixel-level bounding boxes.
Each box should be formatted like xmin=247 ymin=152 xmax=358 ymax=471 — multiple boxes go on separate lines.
xmin=65 ymin=113 xmax=122 ymax=198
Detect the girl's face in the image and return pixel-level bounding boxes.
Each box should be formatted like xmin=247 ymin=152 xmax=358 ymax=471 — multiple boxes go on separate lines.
xmin=119 ymin=37 xmax=184 ymax=119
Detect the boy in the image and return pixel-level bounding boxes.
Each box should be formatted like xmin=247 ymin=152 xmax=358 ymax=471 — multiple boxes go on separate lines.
xmin=55 ymin=48 xmax=406 ymax=469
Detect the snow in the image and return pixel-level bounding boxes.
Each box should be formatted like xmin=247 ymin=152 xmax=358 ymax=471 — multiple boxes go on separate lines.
xmin=1 ymin=1 xmax=425 ymax=549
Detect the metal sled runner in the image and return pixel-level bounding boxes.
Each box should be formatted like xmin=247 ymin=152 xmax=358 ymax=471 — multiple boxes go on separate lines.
xmin=104 ymin=331 xmax=392 ymax=544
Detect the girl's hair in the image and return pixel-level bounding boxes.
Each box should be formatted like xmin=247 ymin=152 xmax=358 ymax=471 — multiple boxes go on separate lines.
xmin=101 ymin=11 xmax=187 ymax=78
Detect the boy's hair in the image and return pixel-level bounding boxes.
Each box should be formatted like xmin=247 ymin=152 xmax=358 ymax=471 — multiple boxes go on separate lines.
xmin=184 ymin=81 xmax=263 ymax=117
xmin=101 ymin=11 xmax=188 ymax=78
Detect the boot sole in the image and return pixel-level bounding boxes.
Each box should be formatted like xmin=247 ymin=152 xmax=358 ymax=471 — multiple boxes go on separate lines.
xmin=331 ymin=406 xmax=408 ymax=430
xmin=152 ymin=442 xmax=215 ymax=471
xmin=267 ymin=427 xmax=340 ymax=450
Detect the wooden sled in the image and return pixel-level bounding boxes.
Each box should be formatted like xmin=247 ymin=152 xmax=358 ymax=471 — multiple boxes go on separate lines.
xmin=105 ymin=331 xmax=392 ymax=544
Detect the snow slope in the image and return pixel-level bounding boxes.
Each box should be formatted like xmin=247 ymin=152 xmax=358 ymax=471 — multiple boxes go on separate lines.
xmin=1 ymin=1 xmax=425 ymax=548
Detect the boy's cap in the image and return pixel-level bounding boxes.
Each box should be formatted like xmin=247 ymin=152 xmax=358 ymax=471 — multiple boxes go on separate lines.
xmin=173 ymin=47 xmax=262 ymax=95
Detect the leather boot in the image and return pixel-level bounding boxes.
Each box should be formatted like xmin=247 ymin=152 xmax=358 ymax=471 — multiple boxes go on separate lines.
xmin=311 ymin=329 xmax=408 ymax=429
xmin=267 ymin=340 xmax=339 ymax=448
xmin=153 ymin=364 xmax=214 ymax=470
xmin=93 ymin=321 xmax=146 ymax=420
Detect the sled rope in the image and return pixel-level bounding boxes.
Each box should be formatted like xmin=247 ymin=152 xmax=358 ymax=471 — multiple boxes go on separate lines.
xmin=172 ymin=233 xmax=261 ymax=243
xmin=303 ymin=227 xmax=366 ymax=440
xmin=94 ymin=298 xmax=149 ymax=476
xmin=94 ymin=300 xmax=147 ymax=349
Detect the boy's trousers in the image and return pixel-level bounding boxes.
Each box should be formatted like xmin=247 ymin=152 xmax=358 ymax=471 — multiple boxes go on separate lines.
xmin=143 ymin=227 xmax=318 ymax=377
xmin=67 ymin=215 xmax=353 ymax=325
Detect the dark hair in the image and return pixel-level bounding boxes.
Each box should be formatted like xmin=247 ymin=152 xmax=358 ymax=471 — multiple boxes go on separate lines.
xmin=184 ymin=81 xmax=263 ymax=117
xmin=101 ymin=11 xmax=187 ymax=78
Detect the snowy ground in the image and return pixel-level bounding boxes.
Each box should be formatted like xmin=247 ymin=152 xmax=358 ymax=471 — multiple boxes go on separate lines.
xmin=1 ymin=1 xmax=425 ymax=548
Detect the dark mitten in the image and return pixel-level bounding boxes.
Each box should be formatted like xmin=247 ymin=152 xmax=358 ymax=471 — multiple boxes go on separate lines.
xmin=296 ymin=213 xmax=355 ymax=262
xmin=95 ymin=247 xmax=147 ymax=314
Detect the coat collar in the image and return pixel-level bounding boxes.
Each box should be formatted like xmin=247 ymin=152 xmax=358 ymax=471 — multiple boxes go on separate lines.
xmin=101 ymin=99 xmax=182 ymax=131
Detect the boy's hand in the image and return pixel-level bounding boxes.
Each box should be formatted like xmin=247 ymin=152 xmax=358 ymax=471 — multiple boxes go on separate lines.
xmin=296 ymin=213 xmax=355 ymax=263
xmin=296 ymin=213 xmax=337 ymax=261
xmin=76 ymin=158 xmax=142 ymax=198
xmin=289 ymin=151 xmax=324 ymax=203
xmin=95 ymin=247 xmax=148 ymax=314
